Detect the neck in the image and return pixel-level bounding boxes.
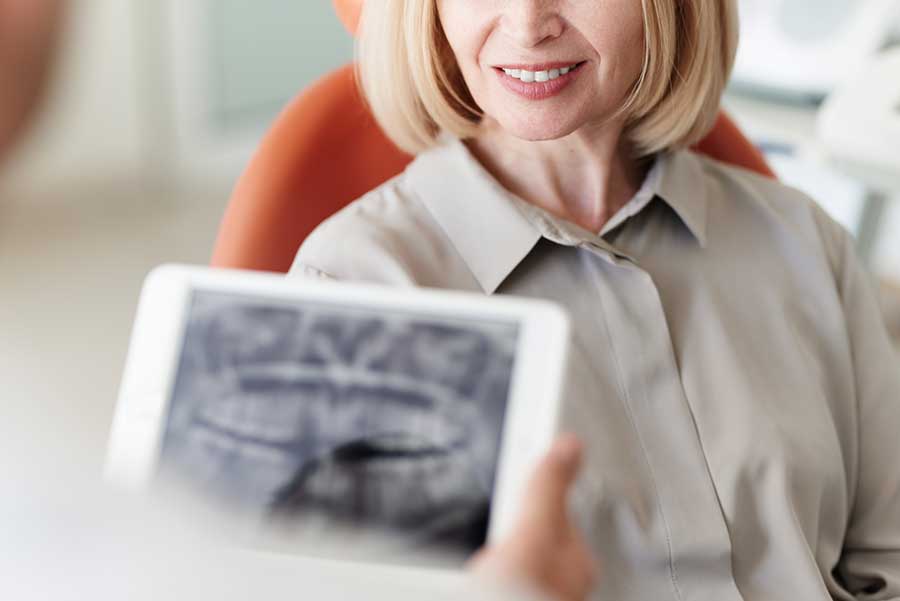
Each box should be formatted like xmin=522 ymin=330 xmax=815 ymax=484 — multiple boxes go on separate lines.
xmin=465 ymin=118 xmax=649 ymax=233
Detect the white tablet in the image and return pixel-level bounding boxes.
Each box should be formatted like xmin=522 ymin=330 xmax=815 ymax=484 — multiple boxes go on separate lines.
xmin=105 ymin=264 xmax=570 ymax=565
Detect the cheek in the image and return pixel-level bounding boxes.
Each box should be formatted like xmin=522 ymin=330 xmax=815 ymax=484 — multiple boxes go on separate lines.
xmin=438 ymin=1 xmax=497 ymax=66
xmin=437 ymin=5 xmax=494 ymax=100
xmin=437 ymin=1 xmax=481 ymax=63
xmin=584 ymin=11 xmax=646 ymax=95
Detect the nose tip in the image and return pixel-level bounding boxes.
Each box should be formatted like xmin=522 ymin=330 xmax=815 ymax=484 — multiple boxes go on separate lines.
xmin=501 ymin=3 xmax=565 ymax=48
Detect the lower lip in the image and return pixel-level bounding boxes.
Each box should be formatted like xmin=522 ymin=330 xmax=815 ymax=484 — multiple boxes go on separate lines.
xmin=494 ymin=64 xmax=584 ymax=101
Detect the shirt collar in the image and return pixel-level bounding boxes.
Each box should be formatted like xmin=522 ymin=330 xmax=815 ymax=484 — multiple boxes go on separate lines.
xmin=405 ymin=135 xmax=709 ymax=294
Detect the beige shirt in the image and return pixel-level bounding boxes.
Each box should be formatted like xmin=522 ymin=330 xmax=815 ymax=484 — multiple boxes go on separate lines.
xmin=289 ymin=137 xmax=900 ymax=601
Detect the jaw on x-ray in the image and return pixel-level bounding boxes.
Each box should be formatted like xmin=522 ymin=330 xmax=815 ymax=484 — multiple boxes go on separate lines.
xmin=158 ymin=291 xmax=520 ymax=558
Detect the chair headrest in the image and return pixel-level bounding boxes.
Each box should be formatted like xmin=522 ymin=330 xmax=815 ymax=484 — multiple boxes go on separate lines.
xmin=333 ymin=0 xmax=363 ymax=36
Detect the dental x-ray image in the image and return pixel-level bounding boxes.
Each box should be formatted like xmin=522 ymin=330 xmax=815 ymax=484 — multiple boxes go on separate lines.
xmin=157 ymin=290 xmax=520 ymax=559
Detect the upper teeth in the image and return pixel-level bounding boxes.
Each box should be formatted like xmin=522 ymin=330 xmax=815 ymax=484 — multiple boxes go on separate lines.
xmin=502 ymin=64 xmax=578 ymax=82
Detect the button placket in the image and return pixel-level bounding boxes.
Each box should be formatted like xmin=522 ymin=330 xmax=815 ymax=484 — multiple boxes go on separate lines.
xmin=595 ymin=260 xmax=744 ymax=601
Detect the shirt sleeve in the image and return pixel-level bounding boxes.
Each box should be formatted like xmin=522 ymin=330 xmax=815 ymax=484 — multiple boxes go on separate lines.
xmin=829 ymin=223 xmax=900 ymax=599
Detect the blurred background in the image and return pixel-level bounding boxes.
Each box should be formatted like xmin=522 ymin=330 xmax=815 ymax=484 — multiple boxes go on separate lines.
xmin=1 ymin=0 xmax=899 ymax=480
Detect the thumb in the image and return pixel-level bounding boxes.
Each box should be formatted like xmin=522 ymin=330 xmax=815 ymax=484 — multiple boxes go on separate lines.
xmin=519 ymin=434 xmax=583 ymax=527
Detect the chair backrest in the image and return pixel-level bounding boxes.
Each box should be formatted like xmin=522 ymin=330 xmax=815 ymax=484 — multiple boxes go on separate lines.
xmin=211 ymin=63 xmax=410 ymax=272
xmin=211 ymin=1 xmax=775 ymax=273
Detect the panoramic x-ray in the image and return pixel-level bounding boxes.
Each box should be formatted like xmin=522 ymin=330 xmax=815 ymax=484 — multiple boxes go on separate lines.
xmin=158 ymin=291 xmax=520 ymax=558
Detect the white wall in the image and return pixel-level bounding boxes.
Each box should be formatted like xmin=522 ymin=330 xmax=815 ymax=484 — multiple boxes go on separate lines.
xmin=874 ymin=202 xmax=900 ymax=282
xmin=1 ymin=0 xmax=355 ymax=199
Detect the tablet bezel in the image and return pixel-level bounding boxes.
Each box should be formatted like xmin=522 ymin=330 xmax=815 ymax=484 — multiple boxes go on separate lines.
xmin=105 ymin=264 xmax=570 ymax=545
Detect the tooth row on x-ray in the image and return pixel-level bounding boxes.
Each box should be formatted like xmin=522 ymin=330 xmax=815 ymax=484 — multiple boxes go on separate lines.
xmin=158 ymin=291 xmax=520 ymax=555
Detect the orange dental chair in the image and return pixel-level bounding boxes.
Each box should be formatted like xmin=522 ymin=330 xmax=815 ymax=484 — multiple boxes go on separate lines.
xmin=211 ymin=0 xmax=775 ymax=273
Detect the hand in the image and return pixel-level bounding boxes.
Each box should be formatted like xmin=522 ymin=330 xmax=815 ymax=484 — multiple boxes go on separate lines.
xmin=469 ymin=434 xmax=597 ymax=601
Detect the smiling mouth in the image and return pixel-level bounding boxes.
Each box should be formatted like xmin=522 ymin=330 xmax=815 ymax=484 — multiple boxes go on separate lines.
xmin=493 ymin=61 xmax=587 ymax=83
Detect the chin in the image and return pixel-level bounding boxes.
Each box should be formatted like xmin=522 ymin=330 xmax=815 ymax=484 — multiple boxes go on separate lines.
xmin=497 ymin=116 xmax=583 ymax=142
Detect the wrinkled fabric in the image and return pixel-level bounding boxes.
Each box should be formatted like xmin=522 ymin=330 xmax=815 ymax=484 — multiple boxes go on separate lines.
xmin=290 ymin=137 xmax=900 ymax=601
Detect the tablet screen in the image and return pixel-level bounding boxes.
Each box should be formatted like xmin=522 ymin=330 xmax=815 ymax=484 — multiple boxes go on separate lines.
xmin=156 ymin=289 xmax=520 ymax=561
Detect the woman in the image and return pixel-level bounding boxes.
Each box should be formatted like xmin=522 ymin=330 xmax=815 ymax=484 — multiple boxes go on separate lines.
xmin=290 ymin=1 xmax=900 ymax=599
xmin=0 ymin=2 xmax=590 ymax=600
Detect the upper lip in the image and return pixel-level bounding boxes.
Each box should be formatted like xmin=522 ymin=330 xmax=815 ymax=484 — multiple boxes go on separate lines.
xmin=493 ymin=61 xmax=584 ymax=71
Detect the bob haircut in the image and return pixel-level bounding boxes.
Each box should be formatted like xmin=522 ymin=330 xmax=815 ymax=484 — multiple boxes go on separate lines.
xmin=357 ymin=0 xmax=739 ymax=157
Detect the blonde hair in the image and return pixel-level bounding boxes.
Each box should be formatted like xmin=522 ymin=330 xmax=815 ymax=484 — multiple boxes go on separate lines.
xmin=357 ymin=0 xmax=739 ymax=157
